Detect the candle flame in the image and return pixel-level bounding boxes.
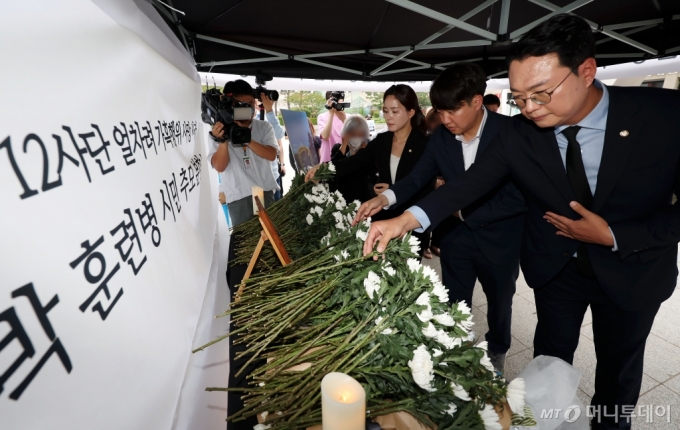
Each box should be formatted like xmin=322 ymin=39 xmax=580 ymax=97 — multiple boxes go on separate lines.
xmin=338 ymin=391 xmax=352 ymax=402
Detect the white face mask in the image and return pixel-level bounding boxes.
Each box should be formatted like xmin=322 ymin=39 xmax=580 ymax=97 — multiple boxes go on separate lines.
xmin=348 ymin=137 xmax=364 ymax=149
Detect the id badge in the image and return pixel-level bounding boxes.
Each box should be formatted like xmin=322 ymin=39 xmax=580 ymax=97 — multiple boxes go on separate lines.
xmin=243 ymin=156 xmax=252 ymax=170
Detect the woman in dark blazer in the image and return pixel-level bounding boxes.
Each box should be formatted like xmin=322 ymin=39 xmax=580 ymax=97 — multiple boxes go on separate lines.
xmin=307 ymin=84 xmax=434 ymax=256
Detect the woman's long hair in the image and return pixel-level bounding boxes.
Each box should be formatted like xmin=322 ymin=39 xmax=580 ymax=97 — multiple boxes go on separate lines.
xmin=383 ymin=84 xmax=427 ymax=134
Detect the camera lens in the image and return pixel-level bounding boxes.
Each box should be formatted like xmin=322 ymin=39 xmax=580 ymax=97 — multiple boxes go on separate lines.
xmin=268 ymin=90 xmax=279 ymax=102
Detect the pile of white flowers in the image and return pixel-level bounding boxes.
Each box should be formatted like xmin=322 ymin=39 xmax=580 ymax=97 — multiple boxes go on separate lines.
xmin=350 ymin=219 xmax=528 ymax=429
xmin=303 ymin=183 xmax=358 ymax=232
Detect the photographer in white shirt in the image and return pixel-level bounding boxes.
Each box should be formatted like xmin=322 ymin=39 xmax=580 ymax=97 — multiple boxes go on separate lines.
xmin=208 ymin=80 xmax=279 ymax=227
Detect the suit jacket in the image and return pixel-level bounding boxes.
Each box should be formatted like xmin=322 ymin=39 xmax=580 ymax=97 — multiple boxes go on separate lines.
xmin=417 ymin=86 xmax=680 ymax=311
xmin=392 ymin=110 xmax=526 ymax=265
xmin=334 ymin=128 xmax=434 ymax=219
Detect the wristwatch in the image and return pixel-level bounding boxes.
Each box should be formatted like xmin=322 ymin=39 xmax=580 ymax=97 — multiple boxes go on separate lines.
xmin=281 ymin=163 xmax=286 ymax=166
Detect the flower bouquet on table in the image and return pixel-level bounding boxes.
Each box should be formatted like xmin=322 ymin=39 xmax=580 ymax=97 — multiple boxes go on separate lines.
xmin=230 ymin=162 xmax=348 ymax=271
xmin=202 ymin=163 xmax=537 ymax=429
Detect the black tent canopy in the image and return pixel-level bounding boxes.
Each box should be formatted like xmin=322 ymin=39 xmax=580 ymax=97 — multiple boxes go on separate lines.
xmin=154 ymin=0 xmax=680 ymax=81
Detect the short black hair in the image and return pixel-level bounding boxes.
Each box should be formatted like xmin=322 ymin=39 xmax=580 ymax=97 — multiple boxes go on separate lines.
xmin=506 ymin=14 xmax=595 ymax=74
xmin=223 ymin=79 xmax=253 ymax=97
xmin=429 ymin=63 xmax=487 ymax=111
xmin=483 ymin=94 xmax=501 ymax=106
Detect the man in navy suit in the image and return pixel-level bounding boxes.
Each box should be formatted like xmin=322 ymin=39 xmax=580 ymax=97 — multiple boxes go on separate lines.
xmin=358 ymin=14 xmax=680 ymax=429
xmin=361 ymin=63 xmax=526 ymax=375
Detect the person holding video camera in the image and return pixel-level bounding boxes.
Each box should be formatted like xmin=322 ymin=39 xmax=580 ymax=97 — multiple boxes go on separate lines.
xmin=208 ymin=79 xmax=279 ymax=228
xmin=316 ymin=91 xmax=348 ymax=162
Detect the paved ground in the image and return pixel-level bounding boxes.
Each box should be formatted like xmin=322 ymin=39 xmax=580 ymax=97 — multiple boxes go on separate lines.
xmin=422 ymin=255 xmax=680 ymax=429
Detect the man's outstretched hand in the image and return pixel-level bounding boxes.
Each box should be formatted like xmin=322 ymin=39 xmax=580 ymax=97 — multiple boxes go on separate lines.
xmin=363 ymin=212 xmax=422 ymax=257
xmin=352 ymin=194 xmax=389 ymax=225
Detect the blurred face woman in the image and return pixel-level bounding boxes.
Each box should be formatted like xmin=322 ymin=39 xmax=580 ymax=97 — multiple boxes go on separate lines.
xmin=341 ymin=115 xmax=370 ymax=156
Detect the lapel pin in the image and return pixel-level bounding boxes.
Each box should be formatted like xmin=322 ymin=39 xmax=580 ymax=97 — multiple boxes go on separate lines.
xmin=620 ymin=130 xmax=629 ymax=137
xmin=408 ymin=149 xmax=412 ymax=152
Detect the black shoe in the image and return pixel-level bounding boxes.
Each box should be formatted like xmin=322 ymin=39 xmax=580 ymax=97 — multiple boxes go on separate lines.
xmin=488 ymin=351 xmax=506 ymax=376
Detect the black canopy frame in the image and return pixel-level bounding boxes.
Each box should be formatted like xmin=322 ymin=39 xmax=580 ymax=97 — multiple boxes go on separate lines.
xmin=151 ymin=0 xmax=680 ymax=81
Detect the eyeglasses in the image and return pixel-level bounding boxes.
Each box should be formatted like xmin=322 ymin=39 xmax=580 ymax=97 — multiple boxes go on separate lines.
xmin=508 ymin=72 xmax=572 ymax=109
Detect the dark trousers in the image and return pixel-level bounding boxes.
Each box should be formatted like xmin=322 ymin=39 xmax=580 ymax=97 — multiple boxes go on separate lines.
xmin=439 ymin=228 xmax=518 ymax=354
xmin=533 ymin=259 xmax=661 ymax=430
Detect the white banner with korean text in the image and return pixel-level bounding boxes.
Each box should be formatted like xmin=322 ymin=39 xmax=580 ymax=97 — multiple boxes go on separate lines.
xmin=0 ymin=2 xmax=220 ymax=429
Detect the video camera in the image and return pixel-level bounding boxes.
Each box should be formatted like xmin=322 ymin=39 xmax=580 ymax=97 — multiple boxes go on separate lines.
xmin=253 ymin=73 xmax=279 ymax=101
xmin=200 ymin=81 xmax=253 ymax=145
xmin=326 ymin=91 xmax=350 ymax=111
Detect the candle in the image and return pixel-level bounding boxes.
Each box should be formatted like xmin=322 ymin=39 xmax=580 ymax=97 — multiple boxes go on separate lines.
xmin=321 ymin=372 xmax=366 ymax=430
xmin=252 ymin=186 xmax=264 ymax=215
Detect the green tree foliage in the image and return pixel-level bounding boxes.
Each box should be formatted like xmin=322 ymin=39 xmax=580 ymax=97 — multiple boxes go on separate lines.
xmin=281 ymin=90 xmax=326 ymax=119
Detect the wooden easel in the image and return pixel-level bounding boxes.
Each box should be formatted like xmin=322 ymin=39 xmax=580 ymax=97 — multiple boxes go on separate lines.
xmin=235 ymin=196 xmax=292 ymax=300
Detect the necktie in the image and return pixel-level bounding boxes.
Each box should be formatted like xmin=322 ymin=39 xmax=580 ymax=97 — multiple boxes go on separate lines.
xmin=562 ymin=126 xmax=595 ymax=279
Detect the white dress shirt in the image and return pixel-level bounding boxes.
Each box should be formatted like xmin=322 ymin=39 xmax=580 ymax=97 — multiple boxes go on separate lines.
xmin=383 ymin=107 xmax=488 ymax=209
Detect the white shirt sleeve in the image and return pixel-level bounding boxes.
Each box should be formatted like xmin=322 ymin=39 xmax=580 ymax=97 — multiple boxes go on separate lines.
xmin=207 ymin=134 xmax=220 ymax=169
xmin=256 ymin=121 xmax=280 ymax=153
xmin=382 ymin=189 xmax=397 ymax=208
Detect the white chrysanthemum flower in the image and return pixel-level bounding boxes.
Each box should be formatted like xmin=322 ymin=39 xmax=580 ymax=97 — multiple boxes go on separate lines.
xmin=306 ymin=214 xmax=314 ymax=225
xmin=408 ymin=344 xmax=436 ymax=392
xmin=254 ymin=424 xmax=271 ymax=430
xmin=436 ymin=329 xmax=462 ymax=349
xmin=304 ymin=194 xmax=313 ymax=203
xmin=327 ymin=161 xmax=335 ymax=171
xmin=312 ymin=195 xmax=324 ymax=204
xmin=260 ymin=411 xmax=269 ymax=419
xmin=422 ymin=322 xmax=438 ymax=338
xmin=431 ymin=281 xmax=449 ymax=303
xmin=311 ymin=184 xmax=324 ymax=195
xmin=506 ymin=378 xmax=526 ymax=417
xmin=407 ymin=258 xmax=421 ymax=273
xmin=415 ymin=292 xmax=433 ymax=322
xmin=479 ymin=403 xmax=502 ymax=430
xmin=451 ymin=382 xmax=471 ymax=401
xmin=433 ymin=348 xmax=443 ymax=357
xmin=467 ymin=331 xmax=477 ymax=342
xmin=320 ymin=233 xmax=331 ymax=245
xmin=259 ymin=382 xmax=265 ymax=387
xmin=381 ymin=327 xmax=394 ymax=335
xmin=459 ymin=316 xmax=475 ymax=331
xmin=456 ymin=301 xmax=472 ymax=316
xmin=334 ymin=250 xmax=350 ymax=262
xmin=405 ymin=235 xmax=420 ymax=254
xmin=480 ymin=352 xmax=495 ymax=372
xmin=356 ymin=229 xmax=368 ymax=242
xmin=363 ymin=271 xmax=381 ymax=299
xmin=476 ymin=341 xmax=488 ymax=350
xmin=334 ymin=194 xmax=346 ymax=210
xmin=375 ymin=316 xmax=384 ymax=325
xmin=352 ymin=199 xmax=361 ymax=207
xmin=335 ymin=222 xmax=346 ymax=231
xmin=445 ymin=403 xmax=457 ymax=416
xmin=433 ymin=313 xmax=455 ymax=326
xmin=416 ymin=292 xmax=430 ymax=306
xmin=314 ymin=206 xmax=323 ymax=216
xmin=332 ymin=212 xmax=343 ymax=223
xmin=382 ymin=263 xmax=396 ymax=276
xmin=422 ymin=265 xmax=441 ymax=283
